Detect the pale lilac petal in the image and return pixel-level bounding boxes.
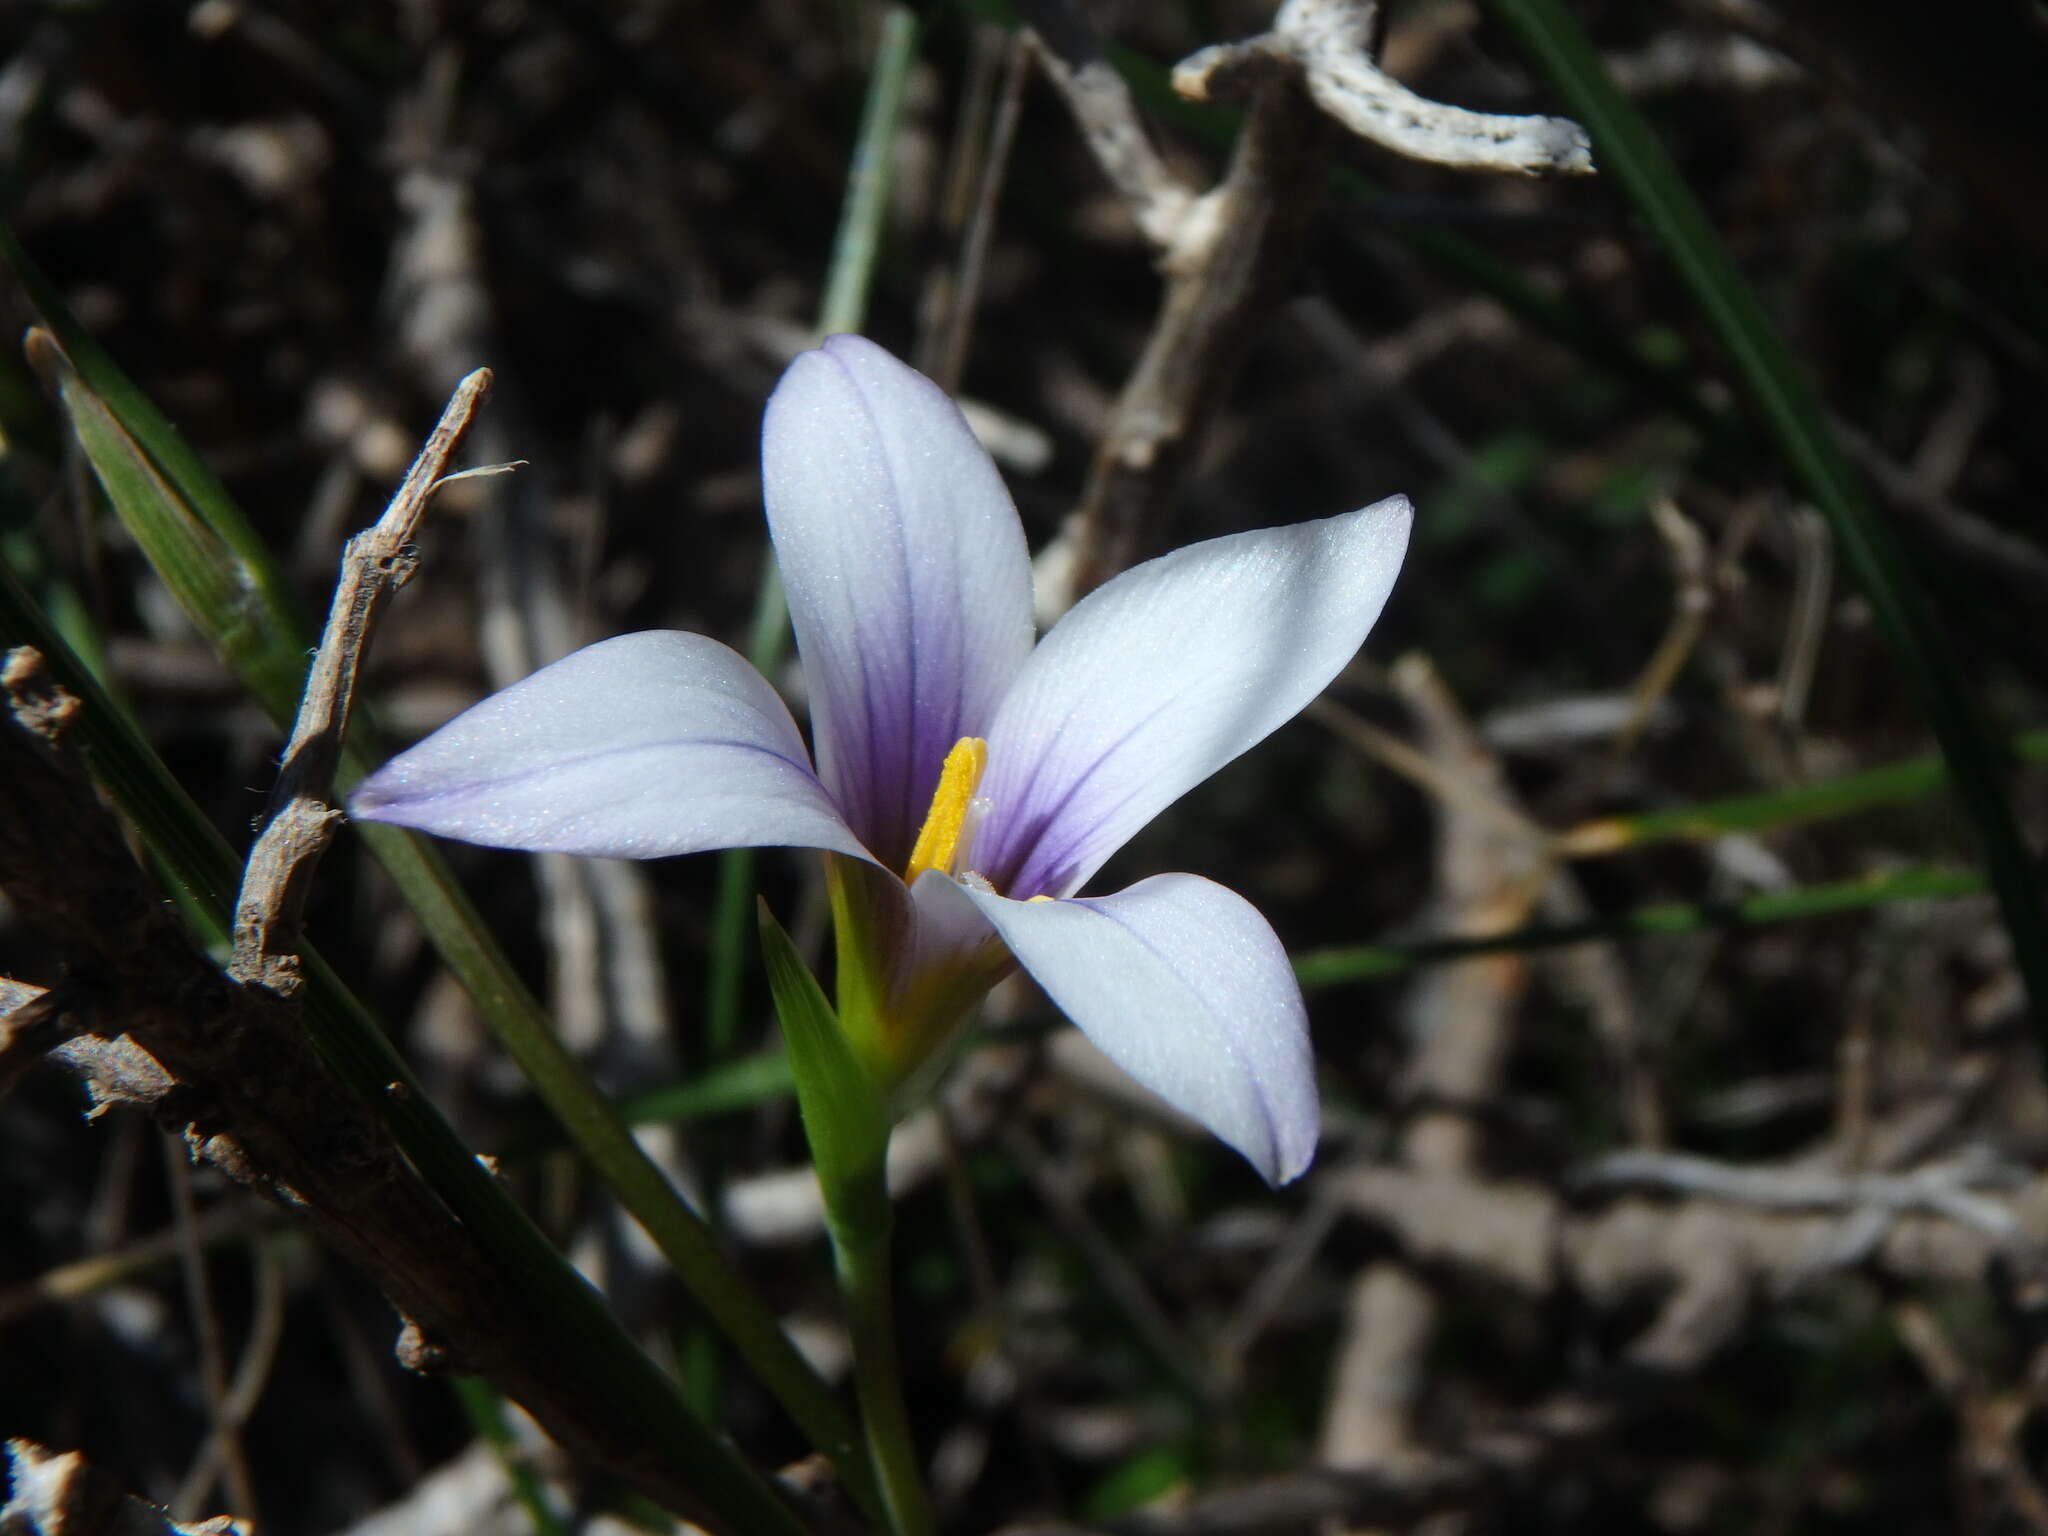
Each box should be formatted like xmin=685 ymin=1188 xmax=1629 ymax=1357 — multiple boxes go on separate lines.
xmin=974 ymin=497 xmax=1411 ymax=898
xmin=902 ymin=868 xmax=1007 ymax=1000
xmin=762 ymin=335 xmax=1035 ymax=870
xmin=349 ymin=631 xmax=873 ymax=862
xmin=942 ymin=873 xmax=1319 ymax=1184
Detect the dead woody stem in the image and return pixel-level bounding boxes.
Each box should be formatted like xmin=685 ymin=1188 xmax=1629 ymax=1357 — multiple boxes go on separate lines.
xmin=1022 ymin=0 xmax=1592 ymax=608
xmin=231 ymin=368 xmax=496 ymax=997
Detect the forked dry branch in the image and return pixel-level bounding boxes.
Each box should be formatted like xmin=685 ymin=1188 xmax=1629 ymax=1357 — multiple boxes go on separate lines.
xmin=1021 ymin=0 xmax=1592 ymax=610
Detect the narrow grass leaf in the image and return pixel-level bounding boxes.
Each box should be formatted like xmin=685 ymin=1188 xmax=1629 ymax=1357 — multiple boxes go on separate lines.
xmin=30 ymin=332 xmax=309 ymax=719
xmin=0 ymin=221 xmax=308 ymax=643
xmin=1296 ymin=864 xmax=1990 ymax=988
xmin=1562 ymin=729 xmax=2048 ymax=855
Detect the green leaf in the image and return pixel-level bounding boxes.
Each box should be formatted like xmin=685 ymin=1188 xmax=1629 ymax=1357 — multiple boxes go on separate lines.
xmin=29 ymin=333 xmax=308 ymax=719
xmin=0 ymin=223 xmax=301 ymax=599
xmin=757 ymin=899 xmax=890 ymax=1240
xmin=1562 ymin=729 xmax=2048 ymax=855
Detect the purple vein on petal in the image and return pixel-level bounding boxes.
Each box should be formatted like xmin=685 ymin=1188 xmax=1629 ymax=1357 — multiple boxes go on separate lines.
xmin=978 ymin=691 xmax=1181 ymax=898
xmin=763 ymin=337 xmax=1034 ymax=871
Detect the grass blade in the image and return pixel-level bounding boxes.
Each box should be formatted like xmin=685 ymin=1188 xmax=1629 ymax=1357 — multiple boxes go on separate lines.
xmin=1560 ymin=729 xmax=2048 ymax=855
xmin=1295 ymin=863 xmax=1989 ymax=988
xmin=0 ymin=222 xmax=309 ymax=646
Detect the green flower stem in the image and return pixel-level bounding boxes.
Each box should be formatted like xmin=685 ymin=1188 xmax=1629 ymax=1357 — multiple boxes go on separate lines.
xmin=832 ymin=1191 xmax=935 ymax=1536
xmin=759 ymin=901 xmax=935 ymax=1536
xmin=818 ymin=6 xmax=922 ymax=340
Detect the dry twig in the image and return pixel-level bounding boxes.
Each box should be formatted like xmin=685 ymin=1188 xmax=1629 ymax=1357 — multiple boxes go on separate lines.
xmin=1018 ymin=0 xmax=1197 ymax=249
xmin=1572 ymin=1146 xmax=2027 ymax=1238
xmin=1615 ymin=497 xmax=1713 ymax=757
xmin=1893 ymin=1300 xmax=2048 ymax=1535
xmin=1177 ymin=0 xmax=1593 ymax=177
xmin=230 ymin=368 xmax=494 ymax=997
xmin=1024 ymin=0 xmax=1593 ymax=608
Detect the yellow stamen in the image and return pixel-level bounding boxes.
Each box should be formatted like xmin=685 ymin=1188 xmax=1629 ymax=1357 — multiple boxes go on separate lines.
xmin=905 ymin=736 xmax=988 ymax=882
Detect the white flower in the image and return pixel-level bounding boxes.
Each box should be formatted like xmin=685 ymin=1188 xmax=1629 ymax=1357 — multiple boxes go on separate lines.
xmin=353 ymin=337 xmax=1411 ymax=1183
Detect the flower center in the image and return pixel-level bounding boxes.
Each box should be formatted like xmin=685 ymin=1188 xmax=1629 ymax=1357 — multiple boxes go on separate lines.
xmin=905 ymin=736 xmax=988 ymax=882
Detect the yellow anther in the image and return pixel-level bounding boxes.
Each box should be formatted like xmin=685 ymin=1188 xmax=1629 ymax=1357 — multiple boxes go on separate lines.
xmin=905 ymin=737 xmax=988 ymax=882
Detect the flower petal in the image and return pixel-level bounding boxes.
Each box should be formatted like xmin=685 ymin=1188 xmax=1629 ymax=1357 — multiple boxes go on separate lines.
xmin=974 ymin=497 xmax=1411 ymax=898
xmin=762 ymin=335 xmax=1036 ymax=869
xmin=349 ymin=631 xmax=873 ymax=862
xmin=944 ymin=872 xmax=1319 ymax=1184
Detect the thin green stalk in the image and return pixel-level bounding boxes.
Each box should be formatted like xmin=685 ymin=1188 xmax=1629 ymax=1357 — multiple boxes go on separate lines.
xmin=820 ymin=7 xmax=922 ymax=338
xmin=1477 ymin=0 xmax=2048 ymax=1037
xmin=1293 ymin=863 xmax=1988 ymax=989
xmin=760 ymin=902 xmax=935 ymax=1536
xmin=454 ymin=1379 xmax=570 ymax=1536
xmin=835 ymin=1206 xmax=935 ymax=1536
